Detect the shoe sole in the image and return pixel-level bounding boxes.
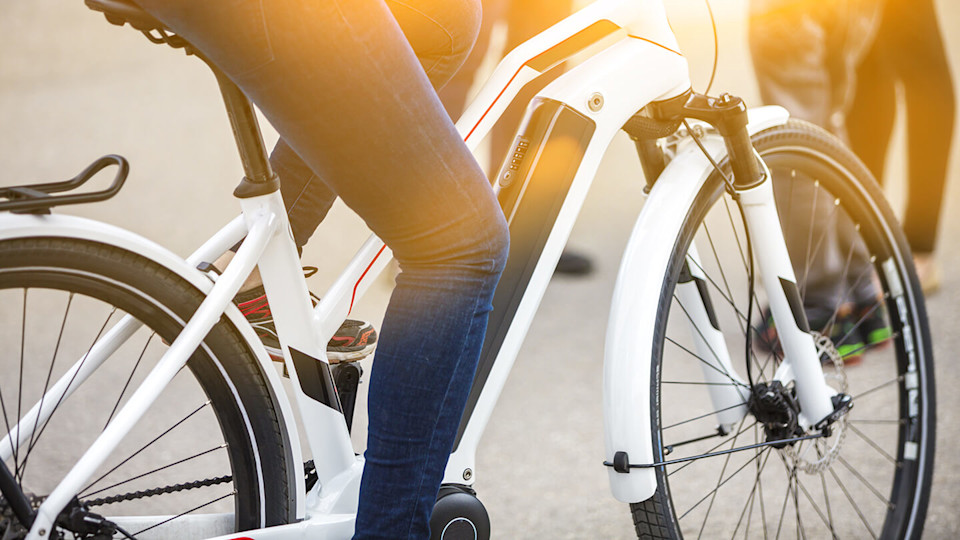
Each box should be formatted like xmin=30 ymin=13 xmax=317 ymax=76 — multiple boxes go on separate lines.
xmin=263 ymin=343 xmax=376 ymax=364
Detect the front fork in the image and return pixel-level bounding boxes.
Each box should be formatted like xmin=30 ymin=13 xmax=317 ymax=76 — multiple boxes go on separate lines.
xmin=642 ymin=92 xmax=839 ymax=430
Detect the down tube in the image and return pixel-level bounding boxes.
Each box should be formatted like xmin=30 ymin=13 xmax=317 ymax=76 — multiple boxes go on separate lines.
xmin=446 ymin=98 xmax=596 ymax=477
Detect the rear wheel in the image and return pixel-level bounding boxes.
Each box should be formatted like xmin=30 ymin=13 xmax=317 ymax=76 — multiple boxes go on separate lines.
xmin=0 ymin=238 xmax=293 ymax=538
xmin=631 ymin=120 xmax=935 ymax=539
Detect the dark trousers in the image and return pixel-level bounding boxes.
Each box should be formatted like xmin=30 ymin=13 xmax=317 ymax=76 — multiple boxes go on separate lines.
xmin=847 ymin=0 xmax=956 ymax=254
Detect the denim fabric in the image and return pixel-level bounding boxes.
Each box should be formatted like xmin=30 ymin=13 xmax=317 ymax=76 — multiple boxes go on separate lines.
xmin=266 ymin=0 xmax=489 ymax=247
xmin=133 ymin=0 xmax=509 ymax=537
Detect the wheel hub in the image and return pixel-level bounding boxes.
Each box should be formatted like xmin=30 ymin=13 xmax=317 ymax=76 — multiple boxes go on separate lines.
xmin=748 ymin=380 xmax=804 ymax=449
xmin=747 ymin=331 xmax=850 ymax=473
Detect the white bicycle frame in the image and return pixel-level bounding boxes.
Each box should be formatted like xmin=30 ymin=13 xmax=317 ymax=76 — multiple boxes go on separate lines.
xmin=2 ymin=0 xmax=841 ymax=538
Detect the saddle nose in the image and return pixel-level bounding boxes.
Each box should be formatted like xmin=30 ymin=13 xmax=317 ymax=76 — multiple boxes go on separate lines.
xmin=85 ymin=0 xmax=168 ymax=34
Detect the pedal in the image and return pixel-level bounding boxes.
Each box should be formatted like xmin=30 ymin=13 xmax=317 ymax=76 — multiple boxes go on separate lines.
xmin=331 ymin=362 xmax=362 ymax=432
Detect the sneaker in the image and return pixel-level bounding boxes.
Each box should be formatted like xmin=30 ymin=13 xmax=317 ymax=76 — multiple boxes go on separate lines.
xmin=235 ymin=285 xmax=377 ymax=363
xmin=755 ymin=306 xmax=865 ymax=364
xmin=851 ymin=300 xmax=893 ymax=350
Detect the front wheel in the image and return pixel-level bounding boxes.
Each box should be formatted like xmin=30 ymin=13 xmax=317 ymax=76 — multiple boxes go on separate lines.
xmin=0 ymin=238 xmax=294 ymax=538
xmin=631 ymin=120 xmax=935 ymax=539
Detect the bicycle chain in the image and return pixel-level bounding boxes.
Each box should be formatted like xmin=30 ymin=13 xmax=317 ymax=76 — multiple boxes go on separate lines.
xmin=82 ymin=475 xmax=232 ymax=507
xmin=79 ymin=459 xmax=317 ymax=507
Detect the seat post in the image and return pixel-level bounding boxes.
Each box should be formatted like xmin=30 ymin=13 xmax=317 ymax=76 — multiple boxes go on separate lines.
xmin=210 ymin=68 xmax=279 ymax=197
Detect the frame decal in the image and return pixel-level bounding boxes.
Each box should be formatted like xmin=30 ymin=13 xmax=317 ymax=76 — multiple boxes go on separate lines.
xmin=454 ymin=99 xmax=596 ymax=449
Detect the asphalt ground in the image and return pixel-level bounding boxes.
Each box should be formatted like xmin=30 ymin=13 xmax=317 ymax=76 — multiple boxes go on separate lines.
xmin=2 ymin=1 xmax=958 ymax=537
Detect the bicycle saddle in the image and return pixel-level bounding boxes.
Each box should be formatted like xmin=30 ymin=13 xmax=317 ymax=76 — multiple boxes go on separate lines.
xmin=85 ymin=0 xmax=166 ymax=34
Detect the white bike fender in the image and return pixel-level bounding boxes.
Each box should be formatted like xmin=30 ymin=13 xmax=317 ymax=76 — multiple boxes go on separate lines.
xmin=604 ymin=106 xmax=789 ymax=502
xmin=0 ymin=212 xmax=306 ymax=518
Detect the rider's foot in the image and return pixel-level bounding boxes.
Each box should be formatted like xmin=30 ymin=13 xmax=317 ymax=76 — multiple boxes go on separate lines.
xmin=853 ymin=300 xmax=892 ymax=350
xmin=236 ymin=285 xmax=378 ymax=363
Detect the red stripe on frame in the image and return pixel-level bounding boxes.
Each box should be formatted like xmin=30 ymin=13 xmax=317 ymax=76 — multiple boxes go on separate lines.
xmin=626 ymin=34 xmax=683 ymax=57
xmin=464 ymin=66 xmax=526 ymax=142
xmin=350 ymin=245 xmax=387 ymax=314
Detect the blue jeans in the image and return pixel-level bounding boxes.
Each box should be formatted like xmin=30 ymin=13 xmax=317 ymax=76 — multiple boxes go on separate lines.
xmin=133 ymin=1 xmax=509 ymax=538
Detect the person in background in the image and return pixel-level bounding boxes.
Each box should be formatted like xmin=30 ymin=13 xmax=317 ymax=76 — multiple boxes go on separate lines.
xmin=439 ymin=0 xmax=595 ymax=276
xmin=846 ymin=0 xmax=955 ymax=293
xmin=748 ymin=0 xmax=888 ymax=361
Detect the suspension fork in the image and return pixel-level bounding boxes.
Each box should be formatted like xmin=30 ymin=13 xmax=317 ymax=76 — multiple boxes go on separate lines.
xmin=638 ymin=92 xmax=842 ymax=429
xmin=686 ymin=93 xmax=838 ymax=427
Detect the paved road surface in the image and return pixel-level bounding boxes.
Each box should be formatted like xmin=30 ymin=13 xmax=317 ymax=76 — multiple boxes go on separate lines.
xmin=2 ymin=1 xmax=957 ymax=537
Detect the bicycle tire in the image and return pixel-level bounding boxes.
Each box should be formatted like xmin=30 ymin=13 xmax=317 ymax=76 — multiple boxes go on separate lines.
xmin=630 ymin=120 xmax=935 ymax=539
xmin=0 ymin=237 xmax=293 ymax=537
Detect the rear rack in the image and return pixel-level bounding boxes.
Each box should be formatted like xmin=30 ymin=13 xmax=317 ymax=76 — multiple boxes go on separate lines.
xmin=0 ymin=155 xmax=129 ymax=214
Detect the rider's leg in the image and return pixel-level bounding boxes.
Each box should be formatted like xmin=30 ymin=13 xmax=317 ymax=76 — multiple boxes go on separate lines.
xmin=848 ymin=0 xmax=955 ymax=258
xmin=274 ymin=0 xmax=486 ymax=250
xmin=217 ymin=0 xmax=488 ymax=289
xmin=133 ymin=2 xmax=509 ymax=539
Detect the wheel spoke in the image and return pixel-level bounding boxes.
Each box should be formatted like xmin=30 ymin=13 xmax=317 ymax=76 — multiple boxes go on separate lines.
xmin=665 ymin=334 xmax=749 ymax=390
xmin=677 ymin=447 xmax=770 ymax=521
xmin=683 ymin=254 xmax=768 ymax=374
xmin=19 ymin=293 xmax=74 ymax=479
xmin=703 ymin=225 xmax=737 ymax=307
xmin=663 ymin=402 xmax=748 ymax=432
xmin=835 ymin=455 xmax=894 ymax=508
xmin=773 ymin=461 xmax=796 ymax=540
xmin=819 ymin=470 xmax=837 ymax=539
xmin=104 ymin=333 xmax=158 ymax=430
xmin=697 ymin=415 xmax=752 ymax=538
xmin=721 ymin=193 xmax=751 ymax=274
xmin=731 ymin=448 xmax=773 ymax=538
xmin=798 ymin=179 xmax=821 ymax=299
xmin=16 ymin=289 xmax=27 ymax=476
xmin=82 ymin=400 xmax=212 ymax=494
xmin=827 ymin=466 xmax=878 ymax=539
xmin=670 ymin=300 xmax=749 ymax=388
xmin=131 ymin=490 xmax=235 ymax=537
xmin=81 ymin=444 xmax=226 ymax=499
xmin=775 ymin=451 xmax=834 ymax=537
xmin=0 ymin=294 xmax=19 ymax=470
xmin=667 ymin=421 xmax=758 ymax=478
xmin=663 ymin=380 xmax=749 ymax=387
xmin=846 ymin=423 xmax=898 ymax=465
xmin=852 ymin=377 xmax=904 ymax=405
xmin=799 ymin=198 xmax=841 ymax=301
xmin=833 ymin=298 xmax=886 ymax=348
xmin=822 ymin=253 xmax=875 ymax=333
xmin=25 ymin=308 xmax=118 ymax=460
